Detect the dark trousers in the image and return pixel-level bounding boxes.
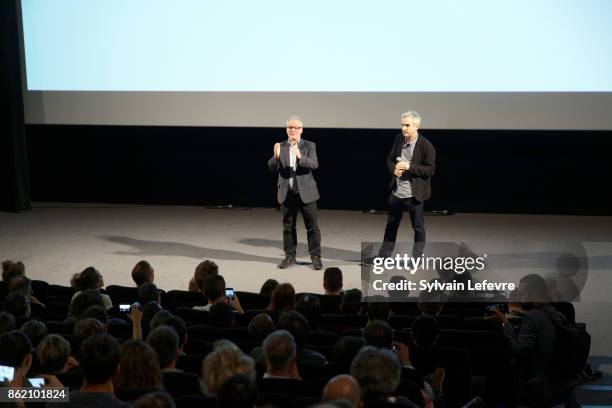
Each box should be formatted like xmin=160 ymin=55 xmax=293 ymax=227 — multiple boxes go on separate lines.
xmin=381 ymin=193 xmax=426 ymax=257
xmin=282 ymin=191 xmax=321 ymax=257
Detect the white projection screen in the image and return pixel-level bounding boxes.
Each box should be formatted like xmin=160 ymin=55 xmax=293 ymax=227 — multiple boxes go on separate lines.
xmin=18 ymin=0 xmax=612 ymax=129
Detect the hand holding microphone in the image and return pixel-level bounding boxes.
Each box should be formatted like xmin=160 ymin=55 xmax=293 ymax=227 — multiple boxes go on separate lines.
xmin=395 ymin=157 xmax=410 ymax=176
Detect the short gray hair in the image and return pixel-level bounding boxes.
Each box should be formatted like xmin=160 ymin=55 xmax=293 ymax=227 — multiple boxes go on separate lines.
xmin=286 ymin=115 xmax=303 ymax=127
xmin=401 ymin=111 xmax=422 ymax=126
xmin=349 ymin=346 xmax=401 ymax=399
xmin=262 ymin=329 xmax=296 ymax=370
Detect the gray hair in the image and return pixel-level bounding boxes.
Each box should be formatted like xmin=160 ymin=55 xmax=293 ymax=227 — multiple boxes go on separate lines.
xmin=262 ymin=329 xmax=296 ymax=371
xmin=349 ymin=346 xmax=401 ymax=399
xmin=286 ymin=115 xmax=303 ymax=127
xmin=401 ymin=111 xmax=422 ymax=126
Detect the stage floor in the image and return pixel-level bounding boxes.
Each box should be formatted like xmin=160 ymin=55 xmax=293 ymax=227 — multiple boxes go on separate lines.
xmin=2 ymin=203 xmax=612 ymax=366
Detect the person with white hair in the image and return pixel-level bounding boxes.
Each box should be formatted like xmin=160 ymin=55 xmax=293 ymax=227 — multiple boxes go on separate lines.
xmin=268 ymin=115 xmax=322 ymax=270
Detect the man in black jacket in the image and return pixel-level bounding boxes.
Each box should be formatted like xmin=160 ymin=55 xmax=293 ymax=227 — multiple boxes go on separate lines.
xmin=380 ymin=111 xmax=436 ymax=258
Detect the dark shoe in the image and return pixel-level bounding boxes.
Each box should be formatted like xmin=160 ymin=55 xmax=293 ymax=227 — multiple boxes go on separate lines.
xmin=311 ymin=256 xmax=323 ymax=270
xmin=361 ymin=256 xmax=375 ymax=266
xmin=278 ymin=255 xmax=296 ymax=269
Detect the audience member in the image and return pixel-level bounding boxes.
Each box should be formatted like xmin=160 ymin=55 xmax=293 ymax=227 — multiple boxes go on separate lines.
xmin=267 ymin=283 xmax=296 ymax=318
xmin=150 ymin=314 xmax=188 ymax=352
xmin=340 ymin=289 xmax=362 ymax=315
xmin=411 ymin=315 xmax=440 ymax=347
xmin=138 ymin=282 xmax=161 ymax=305
xmin=322 ymin=374 xmax=363 ymax=408
xmin=0 ymin=330 xmax=33 ymax=387
xmin=9 ymin=275 xmax=45 ymax=307
xmin=209 ymin=301 xmax=235 ymax=328
xmin=142 ymin=301 xmax=164 ymax=324
xmin=132 ymin=260 xmax=155 ymax=286
xmin=1 ymin=260 xmax=25 ymax=282
xmin=366 ymin=297 xmax=391 ymax=322
xmin=247 ymin=312 xmax=274 ymax=341
xmin=216 ymin=373 xmax=258 ymax=408
xmin=332 ymin=336 xmax=367 ymax=374
xmin=71 ymin=267 xmax=112 ymax=309
xmin=133 ymin=391 xmax=176 ymax=408
xmin=3 ymin=292 xmax=31 ymax=321
xmin=51 ymin=333 xmax=128 ymax=407
xmin=20 ymin=319 xmax=48 ymax=348
xmin=276 ymin=311 xmax=327 ymax=369
xmin=68 ymin=289 xmax=104 ymax=322
xmin=74 ymin=317 xmax=107 ymax=345
xmin=147 ymin=326 xmax=202 ymax=397
xmin=261 ymin=330 xmax=301 ymax=381
xmin=82 ymin=305 xmax=109 ymax=326
xmin=37 ymin=333 xmax=78 ymax=373
xmin=259 ymin=278 xmax=279 ymax=296
xmin=193 ymin=274 xmax=244 ymax=314
xmin=417 ymin=289 xmax=446 ymax=316
xmin=350 ymin=346 xmax=418 ymax=407
xmin=115 ymin=340 xmax=162 ymax=390
xmin=0 ymin=311 xmax=16 ymax=334
xmin=323 ymin=267 xmax=343 ymax=295
xmin=189 ymin=260 xmax=219 ymax=292
xmin=202 ymin=340 xmax=256 ymax=396
xmin=363 ymin=320 xmax=412 ymax=367
xmin=296 ymin=293 xmax=322 ymax=330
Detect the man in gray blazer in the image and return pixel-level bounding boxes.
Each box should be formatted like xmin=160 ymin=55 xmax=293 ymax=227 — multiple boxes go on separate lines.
xmin=268 ymin=116 xmax=322 ymax=270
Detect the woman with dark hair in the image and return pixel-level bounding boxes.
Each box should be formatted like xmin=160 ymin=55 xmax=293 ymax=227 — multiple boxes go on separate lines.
xmin=259 ymin=279 xmax=279 ymax=296
xmin=70 ymin=267 xmax=112 ymax=309
xmin=115 ymin=340 xmax=163 ymax=395
xmin=267 ymin=283 xmax=296 ymax=320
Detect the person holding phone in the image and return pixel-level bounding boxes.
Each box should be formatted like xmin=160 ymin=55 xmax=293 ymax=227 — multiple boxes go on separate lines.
xmin=0 ymin=330 xmax=33 ymax=388
xmin=268 ymin=116 xmax=322 ymax=270
xmin=192 ymin=275 xmax=244 ymax=315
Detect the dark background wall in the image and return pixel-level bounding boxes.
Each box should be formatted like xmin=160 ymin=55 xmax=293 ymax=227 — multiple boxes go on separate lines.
xmin=26 ymin=124 xmax=612 ymax=215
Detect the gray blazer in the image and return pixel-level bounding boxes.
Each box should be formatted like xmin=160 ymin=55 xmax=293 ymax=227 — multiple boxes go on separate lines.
xmin=268 ymin=139 xmax=320 ymax=204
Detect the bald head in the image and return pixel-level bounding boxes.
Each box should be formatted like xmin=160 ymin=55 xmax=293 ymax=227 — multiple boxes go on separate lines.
xmin=322 ymin=374 xmax=362 ymax=408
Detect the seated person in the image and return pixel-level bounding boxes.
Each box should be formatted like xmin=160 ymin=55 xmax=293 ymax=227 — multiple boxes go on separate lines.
xmin=48 ymin=333 xmax=128 ymax=408
xmin=70 ymin=267 xmax=112 ymax=310
xmin=131 ymin=260 xmax=155 ymax=286
xmin=258 ymin=330 xmax=304 ymax=394
xmin=146 ymin=326 xmax=202 ymax=397
xmin=37 ymin=333 xmax=79 ymax=374
xmin=217 ymin=374 xmax=258 ymax=408
xmin=188 ymin=260 xmax=218 ymax=292
xmin=193 ymin=274 xmax=244 ymax=315
xmin=115 ymin=340 xmax=163 ymax=399
xmin=247 ymin=313 xmax=274 ymax=342
xmin=259 ymin=279 xmax=279 ymax=296
xmin=0 ymin=330 xmax=34 ymax=387
xmin=340 ymin=289 xmax=362 ymax=315
xmin=202 ymin=340 xmax=255 ymax=396
xmin=323 ymin=267 xmax=344 ymax=296
xmin=322 ymin=374 xmax=363 ymax=408
xmin=267 ymin=283 xmax=296 ymax=320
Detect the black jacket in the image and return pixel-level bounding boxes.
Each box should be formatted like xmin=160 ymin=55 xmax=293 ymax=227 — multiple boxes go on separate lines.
xmin=387 ymin=133 xmax=436 ymax=202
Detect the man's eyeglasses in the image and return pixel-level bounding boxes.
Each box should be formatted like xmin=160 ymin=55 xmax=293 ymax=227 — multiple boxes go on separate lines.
xmin=286 ymin=126 xmax=302 ymax=130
